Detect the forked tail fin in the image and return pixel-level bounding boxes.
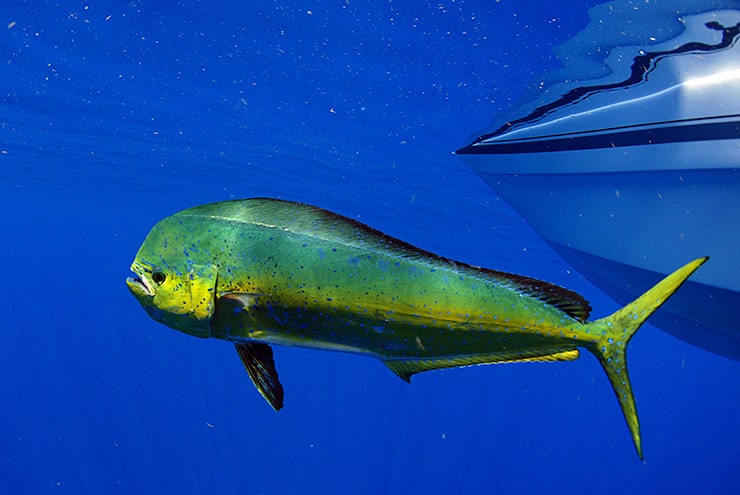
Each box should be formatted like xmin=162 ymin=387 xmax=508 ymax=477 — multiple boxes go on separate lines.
xmin=587 ymin=257 xmax=708 ymax=460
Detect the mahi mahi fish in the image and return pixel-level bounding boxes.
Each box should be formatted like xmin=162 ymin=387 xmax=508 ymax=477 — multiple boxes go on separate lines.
xmin=126 ymin=198 xmax=707 ymax=459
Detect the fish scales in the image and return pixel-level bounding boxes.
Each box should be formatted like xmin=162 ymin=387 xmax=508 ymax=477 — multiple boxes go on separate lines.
xmin=155 ymin=199 xmax=588 ymax=353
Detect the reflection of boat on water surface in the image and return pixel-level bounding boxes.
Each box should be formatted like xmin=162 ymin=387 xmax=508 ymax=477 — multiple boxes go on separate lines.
xmin=455 ymin=4 xmax=740 ymax=360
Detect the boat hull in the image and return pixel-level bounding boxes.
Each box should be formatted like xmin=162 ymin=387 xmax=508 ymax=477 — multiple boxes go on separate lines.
xmin=461 ymin=161 xmax=739 ymax=359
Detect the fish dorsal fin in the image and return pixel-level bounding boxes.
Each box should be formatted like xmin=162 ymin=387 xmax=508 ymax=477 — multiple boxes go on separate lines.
xmin=482 ymin=269 xmax=592 ymax=322
xmin=385 ymin=348 xmax=580 ymax=382
xmin=234 ymin=342 xmax=284 ymax=411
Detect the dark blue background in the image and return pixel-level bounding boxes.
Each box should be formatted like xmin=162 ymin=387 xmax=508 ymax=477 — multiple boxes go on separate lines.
xmin=1 ymin=1 xmax=737 ymax=493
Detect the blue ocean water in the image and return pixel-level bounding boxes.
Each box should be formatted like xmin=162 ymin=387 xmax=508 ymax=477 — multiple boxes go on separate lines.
xmin=1 ymin=1 xmax=738 ymax=493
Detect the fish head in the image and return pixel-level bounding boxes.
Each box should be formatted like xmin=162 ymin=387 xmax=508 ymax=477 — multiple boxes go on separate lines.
xmin=126 ymin=218 xmax=217 ymax=339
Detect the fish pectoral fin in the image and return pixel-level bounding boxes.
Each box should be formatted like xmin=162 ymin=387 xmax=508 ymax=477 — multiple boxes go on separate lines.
xmin=384 ymin=348 xmax=580 ymax=382
xmin=234 ymin=342 xmax=284 ymax=411
xmin=220 ymin=292 xmax=265 ymax=308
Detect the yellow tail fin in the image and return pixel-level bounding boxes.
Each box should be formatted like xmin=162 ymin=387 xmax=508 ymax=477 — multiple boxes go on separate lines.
xmin=588 ymin=257 xmax=708 ymax=460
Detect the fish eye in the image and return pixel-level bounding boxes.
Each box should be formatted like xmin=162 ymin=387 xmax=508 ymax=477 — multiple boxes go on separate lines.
xmin=152 ymin=271 xmax=167 ymax=285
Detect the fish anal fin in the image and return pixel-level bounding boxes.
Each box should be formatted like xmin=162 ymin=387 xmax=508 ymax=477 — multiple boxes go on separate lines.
xmin=384 ymin=348 xmax=579 ymax=382
xmin=234 ymin=342 xmax=284 ymax=411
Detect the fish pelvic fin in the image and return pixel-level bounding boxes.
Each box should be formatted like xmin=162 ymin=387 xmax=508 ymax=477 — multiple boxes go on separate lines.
xmin=234 ymin=342 xmax=284 ymax=411
xmin=588 ymin=256 xmax=708 ymax=460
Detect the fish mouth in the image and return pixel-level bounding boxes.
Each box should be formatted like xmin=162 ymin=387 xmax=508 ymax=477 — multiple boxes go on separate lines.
xmin=126 ymin=269 xmax=154 ymax=297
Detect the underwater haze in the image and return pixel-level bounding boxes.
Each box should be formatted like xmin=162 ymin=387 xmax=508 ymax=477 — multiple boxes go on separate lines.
xmin=1 ymin=1 xmax=738 ymax=494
